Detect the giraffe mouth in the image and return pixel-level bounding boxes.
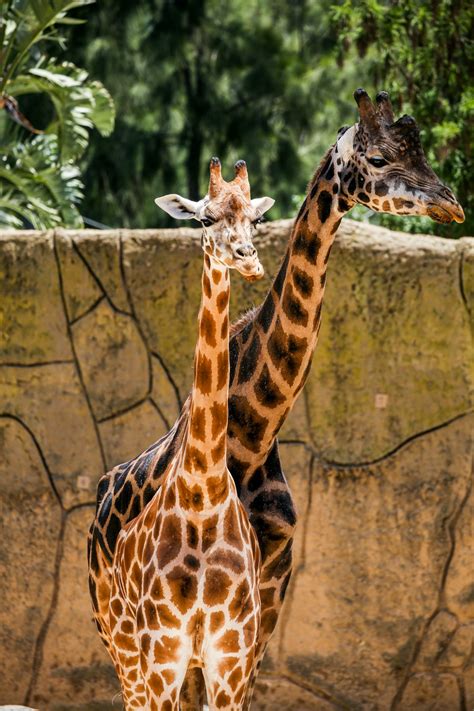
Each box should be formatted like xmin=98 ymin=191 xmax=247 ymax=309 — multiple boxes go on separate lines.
xmin=235 ymin=258 xmax=264 ymax=281
xmin=427 ymin=203 xmax=465 ymax=224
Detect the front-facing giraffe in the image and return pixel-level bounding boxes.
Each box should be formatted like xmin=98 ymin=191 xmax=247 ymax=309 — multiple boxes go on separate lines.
xmin=105 ymin=158 xmax=274 ymax=710
xmin=88 ymin=89 xmax=464 ymax=708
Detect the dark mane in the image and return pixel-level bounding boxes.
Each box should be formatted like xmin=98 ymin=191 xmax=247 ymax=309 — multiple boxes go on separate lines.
xmin=230 ymin=306 xmax=259 ymax=337
xmin=306 ymin=144 xmax=335 ymax=193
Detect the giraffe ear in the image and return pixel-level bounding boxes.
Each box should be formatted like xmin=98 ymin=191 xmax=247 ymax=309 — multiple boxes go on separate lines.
xmin=251 ymin=196 xmax=275 ymax=216
xmin=154 ymin=194 xmax=200 ymax=220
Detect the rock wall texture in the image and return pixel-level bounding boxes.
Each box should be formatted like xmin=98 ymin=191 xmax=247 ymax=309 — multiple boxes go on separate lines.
xmin=0 ymin=220 xmax=472 ymax=711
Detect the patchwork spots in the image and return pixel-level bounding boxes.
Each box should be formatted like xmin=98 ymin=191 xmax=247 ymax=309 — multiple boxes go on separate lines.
xmin=238 ymin=332 xmax=261 ymax=384
xmin=207 ymin=473 xmax=229 ymax=504
xmin=184 ymin=444 xmax=207 ymax=474
xmin=190 ymin=406 xmax=206 ymax=442
xmin=203 ymin=568 xmax=232 ymax=605
xmin=200 ymin=307 xmax=217 ymax=347
xmin=292 ymin=230 xmax=322 ymax=265
xmin=254 ymin=364 xmax=285 ymax=409
xmin=317 ymin=190 xmax=332 ymax=223
xmin=292 ymin=266 xmax=314 ymax=298
xmin=195 ymin=352 xmax=212 ymax=394
xmin=283 ymin=282 xmax=309 ymax=326
xmin=207 ymin=548 xmax=245 ymax=574
xmin=210 ymin=401 xmax=227 ymax=438
xmin=228 ymin=395 xmax=269 ymax=453
xmin=166 ymin=566 xmax=197 ymax=614
xmin=157 ymin=515 xmax=182 ymax=568
xmin=267 ymin=318 xmax=308 ymax=386
xmin=224 ymin=504 xmax=244 ymax=550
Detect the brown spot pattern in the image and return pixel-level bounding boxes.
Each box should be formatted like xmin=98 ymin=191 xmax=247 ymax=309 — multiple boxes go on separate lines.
xmin=166 ymin=566 xmax=197 ymax=614
xmin=157 ymin=515 xmax=181 ymax=568
xmin=200 ymin=307 xmax=217 ymax=347
xmin=203 ymin=568 xmax=232 ymax=605
xmin=184 ymin=444 xmax=207 ymax=474
xmin=211 ymin=432 xmax=226 ymax=465
xmin=190 ymin=406 xmax=206 ymax=441
xmin=216 ymin=289 xmax=229 ymax=313
xmin=224 ymin=503 xmax=244 ymax=550
xmin=202 ymin=514 xmax=218 ymax=552
xmin=195 ymin=352 xmax=212 ymax=394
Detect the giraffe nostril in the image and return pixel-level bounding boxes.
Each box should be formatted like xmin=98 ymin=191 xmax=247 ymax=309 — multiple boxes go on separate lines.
xmin=235 ymin=244 xmax=256 ymax=259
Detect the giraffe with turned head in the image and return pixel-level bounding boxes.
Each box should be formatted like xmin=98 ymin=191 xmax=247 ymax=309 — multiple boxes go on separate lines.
xmin=105 ymin=158 xmax=274 ymax=710
xmin=88 ymin=89 xmax=464 ymax=709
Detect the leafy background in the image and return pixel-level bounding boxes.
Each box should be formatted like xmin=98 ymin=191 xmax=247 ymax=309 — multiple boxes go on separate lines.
xmin=0 ymin=0 xmax=472 ymax=236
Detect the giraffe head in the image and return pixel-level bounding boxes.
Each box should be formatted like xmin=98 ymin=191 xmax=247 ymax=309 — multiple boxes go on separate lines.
xmin=336 ymin=89 xmax=464 ymax=224
xmin=155 ymin=157 xmax=274 ymax=280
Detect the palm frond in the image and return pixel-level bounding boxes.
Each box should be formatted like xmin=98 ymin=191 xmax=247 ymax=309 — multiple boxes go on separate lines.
xmin=0 ymin=134 xmax=84 ymax=228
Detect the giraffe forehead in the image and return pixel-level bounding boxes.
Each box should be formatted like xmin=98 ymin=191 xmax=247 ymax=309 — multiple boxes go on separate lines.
xmin=207 ymin=189 xmax=252 ymax=221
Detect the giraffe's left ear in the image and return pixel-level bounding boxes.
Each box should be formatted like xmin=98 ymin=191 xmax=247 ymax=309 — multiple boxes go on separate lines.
xmin=154 ymin=194 xmax=200 ymax=220
xmin=251 ymin=197 xmax=275 ymax=216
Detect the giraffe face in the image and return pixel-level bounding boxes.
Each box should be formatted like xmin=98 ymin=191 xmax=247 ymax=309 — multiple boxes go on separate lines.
xmin=155 ymin=158 xmax=275 ymax=280
xmin=338 ymin=89 xmax=464 ymax=224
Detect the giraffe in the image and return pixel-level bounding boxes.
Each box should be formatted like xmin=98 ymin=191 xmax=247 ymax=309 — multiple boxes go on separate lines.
xmin=88 ymin=89 xmax=464 ymax=708
xmin=104 ymin=157 xmax=274 ymax=710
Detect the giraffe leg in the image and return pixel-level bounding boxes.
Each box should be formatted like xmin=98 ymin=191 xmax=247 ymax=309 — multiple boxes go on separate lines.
xmin=203 ymin=620 xmax=259 ymax=711
xmin=180 ymin=667 xmax=207 ymax=710
xmin=140 ymin=631 xmax=193 ymax=711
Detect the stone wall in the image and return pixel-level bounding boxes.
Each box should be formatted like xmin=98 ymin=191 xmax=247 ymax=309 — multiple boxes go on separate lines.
xmin=0 ymin=220 xmax=472 ymax=711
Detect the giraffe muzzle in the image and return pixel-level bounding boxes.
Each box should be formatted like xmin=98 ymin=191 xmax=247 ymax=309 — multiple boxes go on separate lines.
xmin=231 ymin=243 xmax=264 ymax=280
xmin=427 ymin=201 xmax=465 ymax=224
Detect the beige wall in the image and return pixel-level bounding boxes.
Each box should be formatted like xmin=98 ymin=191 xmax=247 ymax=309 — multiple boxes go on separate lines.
xmin=0 ymin=220 xmax=472 ymax=710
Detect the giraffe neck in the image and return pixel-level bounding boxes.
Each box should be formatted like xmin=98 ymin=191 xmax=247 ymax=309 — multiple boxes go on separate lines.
xmin=183 ymin=254 xmax=230 ymax=480
xmin=230 ymin=134 xmax=355 ymax=469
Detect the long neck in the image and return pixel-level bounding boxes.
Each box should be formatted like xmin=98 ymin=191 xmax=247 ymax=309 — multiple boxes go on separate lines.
xmin=229 ymin=135 xmax=354 ymax=469
xmin=183 ymin=255 xmax=230 ymax=477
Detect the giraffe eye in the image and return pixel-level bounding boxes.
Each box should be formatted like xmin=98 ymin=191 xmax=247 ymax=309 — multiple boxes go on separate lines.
xmin=368 ymin=156 xmax=388 ymax=168
xmin=201 ymin=217 xmax=214 ymax=227
xmin=252 ymin=216 xmax=265 ymax=226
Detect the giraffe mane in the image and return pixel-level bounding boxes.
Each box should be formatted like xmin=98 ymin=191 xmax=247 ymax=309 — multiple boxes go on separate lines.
xmin=306 ymin=144 xmax=336 ymax=193
xmin=229 ymin=306 xmax=259 ymax=337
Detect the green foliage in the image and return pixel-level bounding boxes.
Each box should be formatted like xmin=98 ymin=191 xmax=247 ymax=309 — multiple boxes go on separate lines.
xmin=0 ymin=132 xmax=83 ymax=228
xmin=331 ymin=0 xmax=474 ymax=237
xmin=0 ymin=0 xmax=115 ymax=228
xmin=66 ymin=0 xmax=364 ymax=227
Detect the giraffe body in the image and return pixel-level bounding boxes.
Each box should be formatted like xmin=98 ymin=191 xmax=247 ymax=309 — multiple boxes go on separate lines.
xmin=89 ymin=90 xmax=464 ymax=709
xmin=109 ymin=442 xmax=261 ymax=710
xmin=102 ymin=160 xmax=272 ymax=709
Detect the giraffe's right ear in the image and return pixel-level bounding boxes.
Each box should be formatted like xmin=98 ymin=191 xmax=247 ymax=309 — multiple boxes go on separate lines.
xmin=154 ymin=194 xmax=200 ymax=220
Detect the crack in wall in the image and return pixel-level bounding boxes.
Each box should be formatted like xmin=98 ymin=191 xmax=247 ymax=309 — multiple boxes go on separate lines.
xmin=119 ymin=233 xmax=183 ymax=420
xmin=70 ymin=294 xmax=105 ymax=325
xmin=0 ymin=412 xmax=63 ymax=508
xmin=280 ymin=409 xmax=473 ymax=470
xmin=72 ymin=240 xmax=131 ymax=319
xmin=24 ymin=511 xmax=66 ymax=706
xmin=277 ymin=448 xmax=314 ymax=662
xmin=1 ymin=229 xmax=472 ymax=708
xmin=458 ymin=247 xmax=471 ymax=321
xmin=0 ymin=413 xmax=65 ymax=706
xmin=0 ymin=359 xmax=74 ymax=368
xmin=149 ymin=395 xmax=172 ymax=432
xmin=96 ymin=396 xmax=150 ymax=424
xmin=52 ymin=234 xmax=107 ymax=474
xmin=151 ymin=348 xmax=183 ymax=411
xmin=389 ymin=478 xmax=473 ymax=710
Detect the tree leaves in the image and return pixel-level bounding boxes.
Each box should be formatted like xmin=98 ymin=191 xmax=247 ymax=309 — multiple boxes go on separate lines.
xmin=0 ymin=0 xmax=115 ymax=228
xmin=0 ymin=134 xmax=83 ymax=228
xmin=9 ymin=61 xmax=114 ymax=161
